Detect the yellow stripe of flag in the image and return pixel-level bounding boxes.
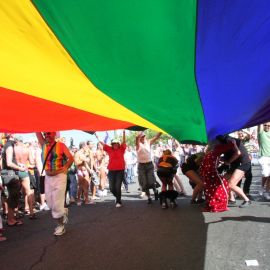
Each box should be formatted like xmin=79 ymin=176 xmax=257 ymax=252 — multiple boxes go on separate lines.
xmin=0 ymin=0 xmax=163 ymax=132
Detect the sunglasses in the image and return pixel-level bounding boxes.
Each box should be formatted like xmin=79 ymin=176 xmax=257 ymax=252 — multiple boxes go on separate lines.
xmin=44 ymin=132 xmax=52 ymax=136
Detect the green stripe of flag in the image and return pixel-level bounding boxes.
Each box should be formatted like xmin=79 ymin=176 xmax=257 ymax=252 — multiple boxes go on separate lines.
xmin=33 ymin=0 xmax=207 ymax=142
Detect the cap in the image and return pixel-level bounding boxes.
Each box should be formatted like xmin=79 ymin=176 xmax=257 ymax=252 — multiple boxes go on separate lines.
xmin=111 ymin=139 xmax=121 ymax=144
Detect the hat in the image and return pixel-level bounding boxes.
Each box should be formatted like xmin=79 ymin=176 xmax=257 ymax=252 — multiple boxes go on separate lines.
xmin=140 ymin=132 xmax=146 ymax=137
xmin=111 ymin=139 xmax=121 ymax=144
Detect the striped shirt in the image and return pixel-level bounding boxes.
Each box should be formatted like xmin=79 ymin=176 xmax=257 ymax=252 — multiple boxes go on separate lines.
xmin=42 ymin=142 xmax=67 ymax=171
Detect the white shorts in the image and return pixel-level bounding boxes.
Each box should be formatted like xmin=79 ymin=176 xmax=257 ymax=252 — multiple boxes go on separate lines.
xmin=258 ymin=156 xmax=270 ymax=177
xmin=45 ymin=173 xmax=67 ymax=219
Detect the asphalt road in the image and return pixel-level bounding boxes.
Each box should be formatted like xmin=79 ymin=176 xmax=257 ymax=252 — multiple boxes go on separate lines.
xmin=0 ymin=165 xmax=269 ymax=270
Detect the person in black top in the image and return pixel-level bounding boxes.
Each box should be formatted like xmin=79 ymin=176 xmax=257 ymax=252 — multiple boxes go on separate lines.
xmin=181 ymin=153 xmax=205 ymax=204
xmin=1 ymin=133 xmax=26 ymax=226
xmin=157 ymin=149 xmax=179 ymax=209
xmin=218 ymin=135 xmax=251 ymax=208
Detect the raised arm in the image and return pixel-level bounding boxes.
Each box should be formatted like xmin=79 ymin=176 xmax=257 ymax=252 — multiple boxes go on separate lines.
xmin=226 ymin=140 xmax=241 ymax=164
xmin=122 ymin=130 xmax=126 ymax=144
xmin=149 ymin=132 xmax=162 ymax=145
xmin=94 ymin=132 xmax=105 ymax=146
xmin=243 ymin=130 xmax=251 ymax=140
xmin=35 ymin=132 xmax=45 ymax=146
xmin=258 ymin=124 xmax=263 ymax=134
xmin=135 ymin=132 xmax=142 ymax=151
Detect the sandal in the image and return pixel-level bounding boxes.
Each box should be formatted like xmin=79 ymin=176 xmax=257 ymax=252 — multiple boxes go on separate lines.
xmin=0 ymin=236 xmax=7 ymax=242
xmin=24 ymin=209 xmax=30 ymax=215
xmin=29 ymin=214 xmax=38 ymax=220
xmin=7 ymin=220 xmax=24 ymax=227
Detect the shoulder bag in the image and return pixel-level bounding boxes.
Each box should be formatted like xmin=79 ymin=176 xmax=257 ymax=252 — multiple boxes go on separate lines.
xmin=39 ymin=141 xmax=57 ymax=194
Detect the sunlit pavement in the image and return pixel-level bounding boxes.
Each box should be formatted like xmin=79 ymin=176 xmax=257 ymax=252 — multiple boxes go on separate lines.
xmin=0 ymin=165 xmax=269 ymax=270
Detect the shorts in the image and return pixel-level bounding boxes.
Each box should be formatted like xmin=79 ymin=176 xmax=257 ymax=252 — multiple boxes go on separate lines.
xmin=228 ymin=162 xmax=251 ymax=174
xmin=157 ymin=167 xmax=176 ymax=178
xmin=258 ymin=156 xmax=270 ymax=177
xmin=181 ymin=162 xmax=197 ymax=175
xmin=189 ymin=180 xmax=196 ymax=189
xmin=18 ymin=171 xmax=29 ymax=179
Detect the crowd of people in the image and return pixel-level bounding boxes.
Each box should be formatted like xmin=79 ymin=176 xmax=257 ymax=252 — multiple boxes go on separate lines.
xmin=0 ymin=123 xmax=269 ymax=240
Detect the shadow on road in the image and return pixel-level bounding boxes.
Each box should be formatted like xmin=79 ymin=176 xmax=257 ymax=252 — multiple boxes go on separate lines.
xmin=0 ymin=198 xmax=207 ymax=270
xmin=207 ymin=215 xmax=270 ymax=224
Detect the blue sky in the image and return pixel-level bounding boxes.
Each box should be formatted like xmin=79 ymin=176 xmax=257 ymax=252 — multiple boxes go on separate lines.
xmin=18 ymin=130 xmax=119 ymax=147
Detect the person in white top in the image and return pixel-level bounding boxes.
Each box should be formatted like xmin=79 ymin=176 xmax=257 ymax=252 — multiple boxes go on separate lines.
xmin=136 ymin=131 xmax=162 ymax=203
xmin=124 ymin=146 xmax=137 ymax=184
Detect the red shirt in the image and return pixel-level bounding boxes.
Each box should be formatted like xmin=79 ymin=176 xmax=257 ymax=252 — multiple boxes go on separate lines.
xmin=103 ymin=144 xmax=126 ymax=170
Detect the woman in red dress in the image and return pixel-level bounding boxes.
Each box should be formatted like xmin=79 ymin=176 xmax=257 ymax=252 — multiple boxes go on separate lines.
xmin=200 ymin=136 xmax=241 ymax=212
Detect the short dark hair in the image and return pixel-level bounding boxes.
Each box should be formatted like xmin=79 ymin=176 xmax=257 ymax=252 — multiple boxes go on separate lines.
xmin=79 ymin=142 xmax=86 ymax=149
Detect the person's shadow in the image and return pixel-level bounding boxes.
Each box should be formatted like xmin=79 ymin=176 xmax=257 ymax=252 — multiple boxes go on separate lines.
xmin=208 ymin=215 xmax=270 ymax=224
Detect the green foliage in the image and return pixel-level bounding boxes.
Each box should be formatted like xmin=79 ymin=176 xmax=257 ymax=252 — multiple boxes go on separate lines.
xmin=124 ymin=129 xmax=171 ymax=146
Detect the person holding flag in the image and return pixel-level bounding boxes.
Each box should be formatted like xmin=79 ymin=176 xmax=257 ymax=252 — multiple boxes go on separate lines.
xmin=95 ymin=130 xmax=126 ymax=208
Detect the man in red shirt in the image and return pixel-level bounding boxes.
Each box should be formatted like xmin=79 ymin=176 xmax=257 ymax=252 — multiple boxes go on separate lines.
xmin=95 ymin=131 xmax=126 ymax=208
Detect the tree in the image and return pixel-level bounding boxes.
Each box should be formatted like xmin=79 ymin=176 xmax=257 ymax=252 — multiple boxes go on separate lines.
xmin=124 ymin=129 xmax=171 ymax=146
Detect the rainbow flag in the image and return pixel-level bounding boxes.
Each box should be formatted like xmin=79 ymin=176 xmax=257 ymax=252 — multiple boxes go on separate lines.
xmin=1 ymin=0 xmax=270 ymax=143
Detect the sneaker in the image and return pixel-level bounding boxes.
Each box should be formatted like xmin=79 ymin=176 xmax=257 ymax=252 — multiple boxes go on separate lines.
xmin=0 ymin=236 xmax=7 ymax=242
xmin=228 ymin=200 xmax=237 ymax=205
xmin=263 ymin=192 xmax=270 ymax=201
xmin=162 ymin=202 xmax=168 ymax=209
xmin=140 ymin=192 xmax=146 ymax=198
xmin=77 ymin=201 xmax=82 ymax=206
xmin=69 ymin=197 xmax=76 ymax=204
xmin=40 ymin=203 xmax=50 ymax=211
xmin=115 ymin=203 xmax=122 ymax=208
xmin=239 ymin=200 xmax=251 ymax=208
xmin=54 ymin=225 xmax=66 ymax=236
xmin=63 ymin=208 xmax=69 ymax=224
xmin=85 ymin=199 xmax=95 ymax=205
xmin=190 ymin=199 xmax=197 ymax=205
xmin=196 ymin=198 xmax=205 ymax=204
xmin=170 ymin=201 xmax=177 ymax=208
xmin=259 ymin=187 xmax=265 ymax=196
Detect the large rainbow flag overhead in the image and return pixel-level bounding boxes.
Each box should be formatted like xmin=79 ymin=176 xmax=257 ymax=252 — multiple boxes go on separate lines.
xmin=1 ymin=0 xmax=270 ymax=143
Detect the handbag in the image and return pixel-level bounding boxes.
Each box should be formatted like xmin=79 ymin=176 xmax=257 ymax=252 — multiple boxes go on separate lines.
xmin=1 ymin=142 xmax=19 ymax=186
xmin=39 ymin=141 xmax=57 ymax=194
xmin=1 ymin=169 xmax=19 ymax=185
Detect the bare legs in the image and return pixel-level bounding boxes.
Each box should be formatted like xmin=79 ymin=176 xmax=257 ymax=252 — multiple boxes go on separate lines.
xmin=228 ymin=169 xmax=250 ymax=202
xmin=185 ymin=170 xmax=204 ymax=201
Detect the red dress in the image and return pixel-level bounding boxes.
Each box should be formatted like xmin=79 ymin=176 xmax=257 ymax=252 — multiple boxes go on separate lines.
xmin=200 ymin=143 xmax=234 ymax=212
